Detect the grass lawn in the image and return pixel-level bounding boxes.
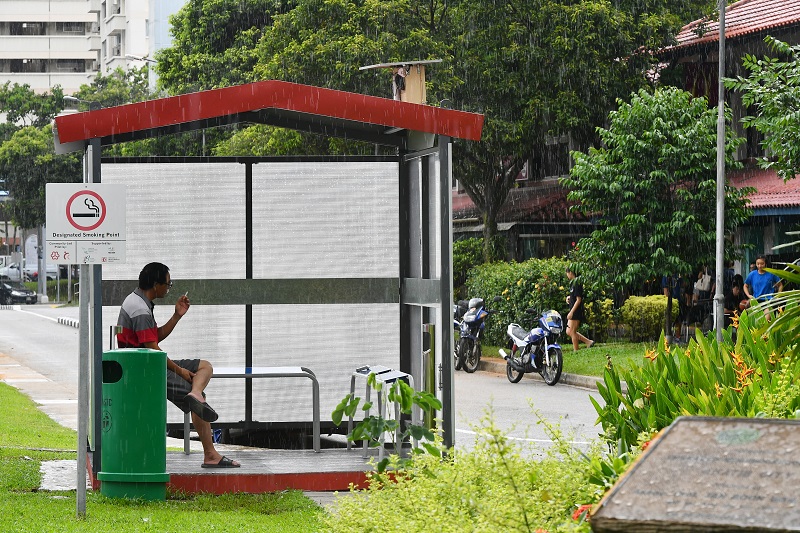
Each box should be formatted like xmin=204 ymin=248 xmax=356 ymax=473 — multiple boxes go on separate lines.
xmin=480 ymin=339 xmax=651 ymax=377
xmin=0 ymin=383 xmax=323 ymax=533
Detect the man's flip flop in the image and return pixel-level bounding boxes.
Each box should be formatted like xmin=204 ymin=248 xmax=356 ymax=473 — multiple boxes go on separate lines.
xmin=201 ymin=456 xmax=240 ymax=468
xmin=185 ymin=394 xmax=219 ymax=423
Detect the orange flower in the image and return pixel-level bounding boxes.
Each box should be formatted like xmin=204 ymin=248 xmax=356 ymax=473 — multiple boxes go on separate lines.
xmin=715 ymin=383 xmax=724 ymax=398
xmin=644 ymin=349 xmax=657 ymax=361
xmin=572 ymin=504 xmax=593 ymax=521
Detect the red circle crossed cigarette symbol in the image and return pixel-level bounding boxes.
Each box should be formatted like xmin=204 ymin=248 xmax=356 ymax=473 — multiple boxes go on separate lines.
xmin=66 ymin=190 xmax=107 ymax=231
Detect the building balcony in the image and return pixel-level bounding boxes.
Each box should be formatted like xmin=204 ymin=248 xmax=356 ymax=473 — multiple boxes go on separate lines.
xmin=0 ymin=36 xmax=97 ymax=59
xmin=104 ymin=13 xmax=126 ymax=34
xmin=1 ymin=72 xmax=95 ymax=95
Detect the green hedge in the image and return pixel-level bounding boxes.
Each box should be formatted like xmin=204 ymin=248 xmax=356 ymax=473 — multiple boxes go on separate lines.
xmin=453 ymin=238 xmax=483 ymax=295
xmin=619 ymin=295 xmax=678 ymax=342
xmin=585 ymin=298 xmax=615 ymax=343
xmin=465 ymin=258 xmax=571 ymax=346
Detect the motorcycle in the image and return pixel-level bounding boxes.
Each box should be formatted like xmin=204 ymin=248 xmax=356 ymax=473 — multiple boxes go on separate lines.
xmin=498 ymin=308 xmax=564 ymax=385
xmin=453 ymin=296 xmax=501 ymax=373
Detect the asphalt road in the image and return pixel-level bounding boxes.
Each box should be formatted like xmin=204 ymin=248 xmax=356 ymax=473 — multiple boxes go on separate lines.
xmin=0 ymin=304 xmax=604 ymax=452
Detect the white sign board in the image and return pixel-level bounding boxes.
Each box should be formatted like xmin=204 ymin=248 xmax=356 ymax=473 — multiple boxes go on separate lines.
xmin=45 ymin=183 xmax=126 ymax=264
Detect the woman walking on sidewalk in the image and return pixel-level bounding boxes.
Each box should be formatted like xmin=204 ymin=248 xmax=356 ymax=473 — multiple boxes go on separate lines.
xmin=565 ymin=267 xmax=595 ymax=352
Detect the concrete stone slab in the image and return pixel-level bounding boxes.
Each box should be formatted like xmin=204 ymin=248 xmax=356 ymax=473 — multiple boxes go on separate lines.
xmin=591 ymin=417 xmax=800 ymax=532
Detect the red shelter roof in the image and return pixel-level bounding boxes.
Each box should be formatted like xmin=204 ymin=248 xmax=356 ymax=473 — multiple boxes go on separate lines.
xmin=669 ymin=0 xmax=800 ymax=52
xmin=54 ymin=80 xmax=484 ymax=151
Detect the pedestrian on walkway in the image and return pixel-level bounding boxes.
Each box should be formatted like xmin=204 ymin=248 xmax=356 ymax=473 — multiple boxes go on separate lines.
xmin=565 ymin=267 xmax=595 ymax=351
xmin=116 ymin=262 xmax=240 ymax=468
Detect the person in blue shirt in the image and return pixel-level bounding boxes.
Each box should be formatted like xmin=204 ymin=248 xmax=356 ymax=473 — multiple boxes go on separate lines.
xmin=744 ymin=255 xmax=783 ymax=318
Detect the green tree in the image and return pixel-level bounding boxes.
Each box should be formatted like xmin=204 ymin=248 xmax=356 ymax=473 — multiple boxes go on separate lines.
xmin=0 ymin=124 xmax=82 ymax=229
xmin=447 ymin=0 xmax=716 ymax=261
xmin=0 ymin=83 xmax=64 ymax=143
xmin=726 ymin=36 xmax=800 ymax=181
xmin=72 ymin=66 xmax=150 ymax=108
xmin=156 ymin=0 xmax=291 ymax=94
xmin=561 ymin=87 xmax=753 ymax=333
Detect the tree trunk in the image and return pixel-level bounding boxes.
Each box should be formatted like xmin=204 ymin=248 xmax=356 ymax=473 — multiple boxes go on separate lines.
xmin=482 ymin=207 xmax=498 ymax=262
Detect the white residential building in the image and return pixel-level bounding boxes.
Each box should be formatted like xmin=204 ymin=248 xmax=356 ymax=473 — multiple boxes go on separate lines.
xmin=0 ymin=0 xmax=100 ymax=94
xmin=0 ymin=0 xmax=185 ymax=96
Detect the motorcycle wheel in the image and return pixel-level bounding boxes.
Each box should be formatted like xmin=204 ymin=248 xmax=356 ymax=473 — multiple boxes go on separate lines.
xmin=540 ymin=347 xmax=563 ymax=386
xmin=506 ymin=359 xmax=524 ymax=383
xmin=456 ymin=338 xmax=470 ymax=371
xmin=463 ymin=342 xmax=481 ymax=373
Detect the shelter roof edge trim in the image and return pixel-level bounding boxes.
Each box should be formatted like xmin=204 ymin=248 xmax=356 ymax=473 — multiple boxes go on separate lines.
xmin=54 ymin=80 xmax=484 ymax=147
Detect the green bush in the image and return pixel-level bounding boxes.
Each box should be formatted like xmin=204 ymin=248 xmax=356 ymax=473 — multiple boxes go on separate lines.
xmin=453 ymin=238 xmax=484 ymax=293
xmin=324 ymin=414 xmax=596 ymax=533
xmin=593 ymin=310 xmax=800 ymax=454
xmin=465 ymin=258 xmax=571 ymax=346
xmin=585 ymin=298 xmax=614 ymax=342
xmin=619 ymin=295 xmax=677 ymax=342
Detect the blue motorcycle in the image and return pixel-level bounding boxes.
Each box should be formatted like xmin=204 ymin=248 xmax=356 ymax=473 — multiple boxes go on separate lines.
xmin=453 ymin=296 xmax=500 ymax=373
xmin=498 ymin=308 xmax=564 ymax=385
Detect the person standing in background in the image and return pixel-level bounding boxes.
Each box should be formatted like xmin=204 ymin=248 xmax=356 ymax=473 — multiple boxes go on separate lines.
xmin=565 ymin=267 xmax=595 ymax=351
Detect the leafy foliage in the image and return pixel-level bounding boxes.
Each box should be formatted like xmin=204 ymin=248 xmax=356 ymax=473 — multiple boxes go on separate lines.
xmin=332 ymin=376 xmax=442 ymax=473
xmin=324 ymin=410 xmax=597 ymax=533
xmin=453 ymin=237 xmax=484 ymax=291
xmin=585 ymin=298 xmax=614 ymax=343
xmin=156 ymin=0 xmax=290 ymax=94
xmin=757 ymin=264 xmax=800 ymax=356
xmin=593 ymin=311 xmax=800 ymax=454
xmin=0 ymin=125 xmax=82 ymax=229
xmin=563 ymin=87 xmax=753 ymax=294
xmin=466 ymin=257 xmax=570 ymax=345
xmin=620 ymin=295 xmax=679 ymax=342
xmin=725 ymin=37 xmax=800 ymax=181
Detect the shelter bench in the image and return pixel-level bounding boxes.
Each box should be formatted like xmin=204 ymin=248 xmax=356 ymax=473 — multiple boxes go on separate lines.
xmin=181 ymin=366 xmax=321 ymax=454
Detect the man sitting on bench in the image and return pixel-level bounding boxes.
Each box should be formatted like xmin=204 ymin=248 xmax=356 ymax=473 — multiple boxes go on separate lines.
xmin=116 ymin=262 xmax=240 ymax=469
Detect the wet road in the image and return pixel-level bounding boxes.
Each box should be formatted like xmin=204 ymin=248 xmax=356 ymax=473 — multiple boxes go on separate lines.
xmin=0 ymin=304 xmax=603 ymax=452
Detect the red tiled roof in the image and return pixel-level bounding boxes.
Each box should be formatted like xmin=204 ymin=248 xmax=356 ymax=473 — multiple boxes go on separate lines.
xmin=453 ymin=182 xmax=587 ymax=222
xmin=729 ymin=167 xmax=800 ymax=209
xmin=670 ymin=0 xmax=800 ymax=51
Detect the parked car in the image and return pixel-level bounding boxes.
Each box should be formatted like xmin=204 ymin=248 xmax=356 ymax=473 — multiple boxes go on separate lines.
xmin=23 ymin=261 xmax=59 ymax=281
xmin=0 ymin=278 xmax=37 ymax=304
xmin=0 ymin=262 xmax=24 ymax=282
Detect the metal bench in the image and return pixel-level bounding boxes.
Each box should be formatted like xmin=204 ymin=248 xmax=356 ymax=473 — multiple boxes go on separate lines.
xmin=182 ymin=366 xmax=321 ymax=454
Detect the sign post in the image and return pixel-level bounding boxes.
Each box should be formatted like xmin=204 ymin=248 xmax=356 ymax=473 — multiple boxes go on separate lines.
xmin=45 ymin=184 xmax=126 ymax=264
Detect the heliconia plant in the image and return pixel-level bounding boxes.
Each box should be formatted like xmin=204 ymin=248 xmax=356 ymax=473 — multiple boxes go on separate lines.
xmin=593 ymin=308 xmax=800 ymax=455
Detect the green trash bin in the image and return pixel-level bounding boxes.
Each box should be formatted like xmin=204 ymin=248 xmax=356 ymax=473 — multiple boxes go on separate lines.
xmin=97 ymin=348 xmax=170 ymax=500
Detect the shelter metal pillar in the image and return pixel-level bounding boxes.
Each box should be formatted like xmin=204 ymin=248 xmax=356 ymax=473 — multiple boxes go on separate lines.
xmin=77 ymin=136 xmax=102 ymax=517
xmin=399 ymin=136 xmax=454 ymax=448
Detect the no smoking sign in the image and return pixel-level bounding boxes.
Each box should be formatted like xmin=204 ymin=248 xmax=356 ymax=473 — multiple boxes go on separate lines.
xmin=46 ymin=184 xmax=126 ymax=265
xmin=66 ymin=190 xmax=107 ymax=231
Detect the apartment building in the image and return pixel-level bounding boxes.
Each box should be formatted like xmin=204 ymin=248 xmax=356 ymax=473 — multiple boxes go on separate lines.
xmin=0 ymin=0 xmax=100 ymax=94
xmin=0 ymin=0 xmax=184 ymax=96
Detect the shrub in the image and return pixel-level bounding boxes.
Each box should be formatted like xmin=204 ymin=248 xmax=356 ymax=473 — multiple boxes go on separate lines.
xmin=585 ymin=298 xmax=614 ymax=342
xmin=453 ymin=238 xmax=484 ymax=294
xmin=619 ymin=295 xmax=678 ymax=341
xmin=323 ymin=413 xmax=596 ymax=533
xmin=593 ymin=310 xmax=800 ymax=454
xmin=466 ymin=258 xmax=571 ymax=346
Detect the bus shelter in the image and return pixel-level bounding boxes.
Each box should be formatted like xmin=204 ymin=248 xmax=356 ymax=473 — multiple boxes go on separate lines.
xmin=53 ymin=80 xmax=484 ymax=473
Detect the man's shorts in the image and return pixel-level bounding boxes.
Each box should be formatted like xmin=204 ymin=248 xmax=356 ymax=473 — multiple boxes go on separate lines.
xmin=167 ymin=359 xmax=202 ymax=413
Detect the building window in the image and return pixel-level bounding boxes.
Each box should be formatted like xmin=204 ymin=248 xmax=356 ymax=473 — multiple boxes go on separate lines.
xmin=56 ymin=22 xmax=86 ymax=34
xmin=10 ymin=59 xmax=47 ymax=73
xmin=56 ymin=59 xmax=86 ymax=73
xmin=10 ymin=22 xmax=46 ymax=36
